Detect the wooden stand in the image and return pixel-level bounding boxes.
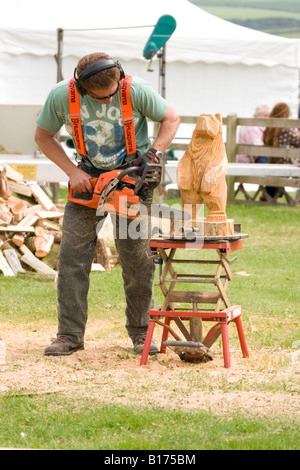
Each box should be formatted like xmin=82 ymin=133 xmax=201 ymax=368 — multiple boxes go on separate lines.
xmin=140 ymin=235 xmax=249 ymax=368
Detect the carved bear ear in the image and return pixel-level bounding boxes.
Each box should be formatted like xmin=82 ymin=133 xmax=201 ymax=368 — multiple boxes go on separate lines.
xmin=215 ymin=113 xmax=222 ymax=125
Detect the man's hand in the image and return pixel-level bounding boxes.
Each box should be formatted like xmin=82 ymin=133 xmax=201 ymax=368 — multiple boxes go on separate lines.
xmin=133 ymin=148 xmax=162 ymax=167
xmin=68 ymin=166 xmax=94 ymax=193
xmin=35 ymin=126 xmax=93 ymax=193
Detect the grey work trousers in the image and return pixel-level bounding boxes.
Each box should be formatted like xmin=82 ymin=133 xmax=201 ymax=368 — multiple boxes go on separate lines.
xmin=56 ymin=200 xmax=155 ymax=344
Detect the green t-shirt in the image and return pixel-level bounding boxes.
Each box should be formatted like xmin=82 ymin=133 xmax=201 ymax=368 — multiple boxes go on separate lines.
xmin=36 ymin=76 xmax=168 ymax=170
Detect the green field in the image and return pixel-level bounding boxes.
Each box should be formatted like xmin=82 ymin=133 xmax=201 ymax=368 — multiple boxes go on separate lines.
xmin=189 ymin=0 xmax=300 ymax=37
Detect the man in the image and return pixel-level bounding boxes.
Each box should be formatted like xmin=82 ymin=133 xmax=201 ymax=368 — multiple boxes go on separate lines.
xmin=35 ymin=52 xmax=180 ymax=356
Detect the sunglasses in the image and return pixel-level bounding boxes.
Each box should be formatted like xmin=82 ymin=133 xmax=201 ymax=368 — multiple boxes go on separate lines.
xmin=88 ymin=82 xmax=120 ymax=101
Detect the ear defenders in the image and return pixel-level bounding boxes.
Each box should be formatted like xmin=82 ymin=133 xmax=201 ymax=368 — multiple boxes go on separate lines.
xmin=74 ymin=59 xmax=125 ymax=96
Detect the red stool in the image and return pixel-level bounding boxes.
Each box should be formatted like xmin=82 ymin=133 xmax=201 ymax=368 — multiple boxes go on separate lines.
xmin=140 ymin=305 xmax=249 ymax=368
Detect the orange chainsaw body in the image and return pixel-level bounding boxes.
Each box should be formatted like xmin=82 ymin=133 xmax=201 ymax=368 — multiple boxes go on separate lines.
xmin=67 ymin=169 xmax=141 ymax=218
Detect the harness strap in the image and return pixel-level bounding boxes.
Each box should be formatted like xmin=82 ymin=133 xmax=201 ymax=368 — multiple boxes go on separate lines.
xmin=68 ymin=78 xmax=87 ymax=157
xmin=68 ymin=74 xmax=136 ymax=159
xmin=120 ymin=74 xmax=136 ymax=156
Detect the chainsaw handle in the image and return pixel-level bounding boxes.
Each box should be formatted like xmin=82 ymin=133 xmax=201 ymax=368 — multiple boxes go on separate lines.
xmin=116 ymin=166 xmax=140 ymax=180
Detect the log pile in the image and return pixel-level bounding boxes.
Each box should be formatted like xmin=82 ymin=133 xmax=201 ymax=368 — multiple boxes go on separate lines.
xmin=0 ymin=163 xmax=115 ymax=278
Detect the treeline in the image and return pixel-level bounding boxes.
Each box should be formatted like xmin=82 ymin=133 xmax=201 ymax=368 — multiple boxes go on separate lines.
xmin=190 ymin=0 xmax=300 ymax=15
xmin=230 ymin=17 xmax=300 ymax=34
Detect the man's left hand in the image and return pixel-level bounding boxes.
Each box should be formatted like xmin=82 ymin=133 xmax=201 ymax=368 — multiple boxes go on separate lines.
xmin=133 ymin=148 xmax=162 ymax=167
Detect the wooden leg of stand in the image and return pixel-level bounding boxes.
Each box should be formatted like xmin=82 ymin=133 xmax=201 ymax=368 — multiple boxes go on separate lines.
xmin=221 ymin=323 xmax=231 ymax=368
xmin=140 ymin=320 xmax=155 ymax=366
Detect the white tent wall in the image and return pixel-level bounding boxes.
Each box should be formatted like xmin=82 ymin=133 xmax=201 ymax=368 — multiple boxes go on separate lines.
xmin=1 ymin=0 xmax=300 ymax=117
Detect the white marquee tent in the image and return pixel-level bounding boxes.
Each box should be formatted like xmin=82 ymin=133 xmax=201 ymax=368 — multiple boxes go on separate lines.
xmin=1 ymin=0 xmax=300 ymax=117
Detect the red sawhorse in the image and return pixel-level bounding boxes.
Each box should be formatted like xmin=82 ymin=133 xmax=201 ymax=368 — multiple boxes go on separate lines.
xmin=140 ymin=236 xmax=249 ymax=368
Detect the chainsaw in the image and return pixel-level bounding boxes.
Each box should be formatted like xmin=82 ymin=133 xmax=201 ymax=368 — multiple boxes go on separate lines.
xmin=68 ymin=162 xmax=190 ymax=221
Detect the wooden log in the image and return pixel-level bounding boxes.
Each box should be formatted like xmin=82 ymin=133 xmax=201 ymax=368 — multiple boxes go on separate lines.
xmin=204 ymin=219 xmax=235 ymax=237
xmin=49 ymin=231 xmax=62 ymax=243
xmin=34 ymin=225 xmax=46 ymax=236
xmin=40 ymin=243 xmax=60 ymax=270
xmin=12 ymin=233 xmax=26 ymax=247
xmin=34 ymin=233 xmax=55 ymax=258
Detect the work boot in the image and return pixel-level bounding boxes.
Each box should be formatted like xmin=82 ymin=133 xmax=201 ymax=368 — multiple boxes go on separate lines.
xmin=44 ymin=336 xmax=84 ymax=356
xmin=133 ymin=337 xmax=159 ymax=356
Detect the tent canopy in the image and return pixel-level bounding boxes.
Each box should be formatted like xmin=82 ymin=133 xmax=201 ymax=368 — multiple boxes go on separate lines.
xmin=1 ymin=0 xmax=300 ymax=116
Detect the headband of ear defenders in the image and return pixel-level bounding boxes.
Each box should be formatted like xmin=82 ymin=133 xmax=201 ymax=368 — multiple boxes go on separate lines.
xmin=74 ymin=59 xmax=125 ymax=83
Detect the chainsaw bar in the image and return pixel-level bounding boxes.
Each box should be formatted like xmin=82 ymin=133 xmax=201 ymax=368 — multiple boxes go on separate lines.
xmin=133 ymin=202 xmax=191 ymax=221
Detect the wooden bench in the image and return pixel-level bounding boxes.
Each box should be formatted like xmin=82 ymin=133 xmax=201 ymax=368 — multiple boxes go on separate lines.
xmin=225 ymin=115 xmax=300 ymax=206
xmin=164 ymin=161 xmax=300 ymax=206
xmin=163 ymin=114 xmax=300 ymax=206
xmin=227 ymin=162 xmax=300 ymax=206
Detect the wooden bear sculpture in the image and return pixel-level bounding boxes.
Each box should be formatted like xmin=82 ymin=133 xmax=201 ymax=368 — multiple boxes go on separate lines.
xmin=177 ymin=113 xmax=234 ymax=236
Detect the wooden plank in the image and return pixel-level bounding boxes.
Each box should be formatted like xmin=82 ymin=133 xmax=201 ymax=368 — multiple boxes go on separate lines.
xmin=36 ymin=211 xmax=63 ymax=219
xmin=21 ymin=252 xmax=57 ymax=275
xmin=3 ymin=248 xmax=25 ymax=274
xmin=91 ymin=263 xmax=105 ymax=272
xmin=237 ymin=117 xmax=300 ymax=128
xmin=3 ymin=163 xmax=24 ymax=182
xmin=29 ymin=184 xmax=57 ymax=211
xmin=234 ymin=175 xmax=300 ymax=188
xmin=168 ymin=291 xmax=220 ymax=304
xmin=8 ymin=181 xmax=32 ymax=197
xmin=16 ymin=214 xmax=39 ymax=227
xmin=0 ymin=225 xmax=35 ymax=232
xmin=0 ymin=250 xmax=15 ymax=276
xmin=236 ymin=144 xmax=300 ymax=160
xmin=227 ymin=163 xmax=300 ymax=177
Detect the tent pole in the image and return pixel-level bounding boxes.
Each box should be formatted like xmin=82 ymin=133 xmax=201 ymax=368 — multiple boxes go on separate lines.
xmin=159 ymin=44 xmax=166 ymax=99
xmin=56 ymin=28 xmax=64 ymax=83
xmin=51 ymin=28 xmax=64 ymax=203
xmin=157 ymin=45 xmax=167 ymax=203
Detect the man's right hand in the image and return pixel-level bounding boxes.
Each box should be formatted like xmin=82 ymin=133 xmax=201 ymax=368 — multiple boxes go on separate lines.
xmin=35 ymin=126 xmax=94 ymax=194
xmin=68 ymin=167 xmax=94 ymax=193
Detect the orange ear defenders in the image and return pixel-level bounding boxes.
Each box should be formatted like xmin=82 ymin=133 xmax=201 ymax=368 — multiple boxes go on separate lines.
xmin=74 ymin=59 xmax=125 ymax=96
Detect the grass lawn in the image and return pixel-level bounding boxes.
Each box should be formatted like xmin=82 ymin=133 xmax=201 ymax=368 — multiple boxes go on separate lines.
xmin=0 ymin=198 xmax=299 ymax=450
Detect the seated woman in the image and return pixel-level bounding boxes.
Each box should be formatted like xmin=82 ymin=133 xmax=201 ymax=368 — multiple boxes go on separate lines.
xmin=236 ymin=104 xmax=271 ymax=163
xmin=263 ymin=102 xmax=300 ymax=199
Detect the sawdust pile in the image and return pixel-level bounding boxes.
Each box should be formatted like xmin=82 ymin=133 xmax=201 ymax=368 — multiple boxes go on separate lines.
xmin=0 ymin=320 xmax=299 ymax=420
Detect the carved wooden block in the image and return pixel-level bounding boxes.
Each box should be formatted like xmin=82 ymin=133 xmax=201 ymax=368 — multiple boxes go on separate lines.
xmin=177 ymin=113 xmax=234 ymax=236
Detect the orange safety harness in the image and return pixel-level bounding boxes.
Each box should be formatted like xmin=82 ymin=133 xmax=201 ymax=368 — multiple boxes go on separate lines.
xmin=68 ymin=74 xmax=136 ymax=160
